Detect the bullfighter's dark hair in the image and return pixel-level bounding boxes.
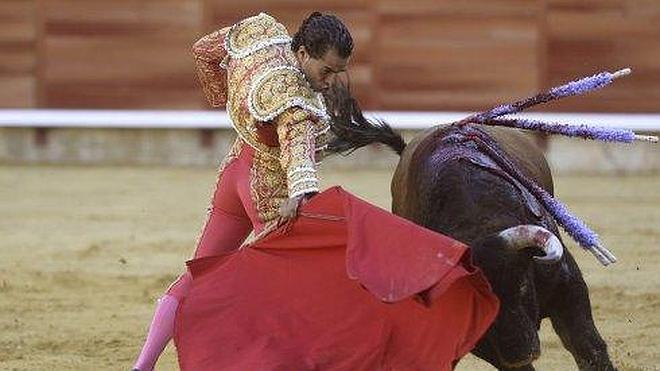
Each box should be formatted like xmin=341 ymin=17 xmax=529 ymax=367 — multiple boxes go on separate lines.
xmin=291 ymin=12 xmax=353 ymax=59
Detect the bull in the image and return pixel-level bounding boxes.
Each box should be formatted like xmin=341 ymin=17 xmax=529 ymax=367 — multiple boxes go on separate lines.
xmin=326 ymin=92 xmax=616 ymax=370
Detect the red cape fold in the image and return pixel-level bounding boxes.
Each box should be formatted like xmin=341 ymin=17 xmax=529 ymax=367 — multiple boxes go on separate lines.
xmin=174 ymin=186 xmax=499 ymax=370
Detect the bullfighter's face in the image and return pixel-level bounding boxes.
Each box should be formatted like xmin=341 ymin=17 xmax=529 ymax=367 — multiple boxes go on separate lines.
xmin=296 ymin=46 xmax=349 ymax=94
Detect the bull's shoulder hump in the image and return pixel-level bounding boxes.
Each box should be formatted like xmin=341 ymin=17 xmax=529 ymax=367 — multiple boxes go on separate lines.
xmin=482 ymin=126 xmax=554 ymax=194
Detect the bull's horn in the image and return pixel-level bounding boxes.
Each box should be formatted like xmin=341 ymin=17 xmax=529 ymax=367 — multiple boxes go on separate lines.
xmin=497 ymin=225 xmax=563 ymax=264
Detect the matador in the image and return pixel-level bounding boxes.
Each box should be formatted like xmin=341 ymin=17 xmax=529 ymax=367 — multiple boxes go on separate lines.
xmin=132 ymin=12 xmax=352 ymax=370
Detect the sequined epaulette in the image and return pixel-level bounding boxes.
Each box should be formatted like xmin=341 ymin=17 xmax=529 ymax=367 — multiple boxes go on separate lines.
xmin=224 ymin=13 xmax=291 ymax=59
xmin=249 ymin=66 xmax=329 ymax=123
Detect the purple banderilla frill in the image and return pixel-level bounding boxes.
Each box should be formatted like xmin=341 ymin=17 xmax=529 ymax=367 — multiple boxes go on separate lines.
xmin=464 ymin=127 xmax=617 ymax=266
xmin=473 ymin=69 xmax=626 ymax=122
xmin=481 ymin=118 xmax=637 ymax=143
xmin=466 ymin=68 xmax=658 ymax=144
xmin=451 ymin=68 xmax=660 ymax=266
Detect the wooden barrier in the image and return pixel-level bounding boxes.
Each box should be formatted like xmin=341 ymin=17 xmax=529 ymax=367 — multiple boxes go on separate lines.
xmin=1 ymin=0 xmax=659 ymax=113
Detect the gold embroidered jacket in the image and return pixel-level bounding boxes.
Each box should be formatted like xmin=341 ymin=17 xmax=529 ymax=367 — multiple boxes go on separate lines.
xmin=191 ymin=13 xmax=330 ymax=224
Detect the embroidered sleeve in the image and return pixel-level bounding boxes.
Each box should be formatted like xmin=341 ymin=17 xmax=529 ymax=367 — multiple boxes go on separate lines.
xmin=191 ymin=27 xmax=231 ymax=107
xmin=276 ymin=107 xmax=320 ymax=198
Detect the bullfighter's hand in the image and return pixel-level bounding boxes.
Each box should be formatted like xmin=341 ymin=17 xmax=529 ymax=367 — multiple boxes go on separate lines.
xmin=278 ymin=192 xmax=317 ymax=223
xmin=279 ymin=194 xmax=304 ymax=221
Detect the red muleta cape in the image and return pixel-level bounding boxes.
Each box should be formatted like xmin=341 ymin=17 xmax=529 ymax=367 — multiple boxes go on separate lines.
xmin=174 ymin=186 xmax=499 ymax=370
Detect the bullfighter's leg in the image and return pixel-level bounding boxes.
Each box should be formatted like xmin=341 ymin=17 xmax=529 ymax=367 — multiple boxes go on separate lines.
xmin=548 ymin=253 xmax=616 ymax=371
xmin=132 ymin=155 xmax=253 ymax=371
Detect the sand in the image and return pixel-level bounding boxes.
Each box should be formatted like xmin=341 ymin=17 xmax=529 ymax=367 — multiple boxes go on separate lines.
xmin=0 ymin=165 xmax=658 ymax=370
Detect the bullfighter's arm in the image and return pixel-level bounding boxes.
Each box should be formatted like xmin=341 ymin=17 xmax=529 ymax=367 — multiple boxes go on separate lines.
xmin=191 ymin=27 xmax=231 ymax=107
xmin=275 ymin=107 xmax=321 ymax=199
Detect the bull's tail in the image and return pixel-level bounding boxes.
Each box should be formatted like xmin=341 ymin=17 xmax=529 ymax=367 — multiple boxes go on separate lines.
xmin=326 ymin=86 xmax=406 ymax=156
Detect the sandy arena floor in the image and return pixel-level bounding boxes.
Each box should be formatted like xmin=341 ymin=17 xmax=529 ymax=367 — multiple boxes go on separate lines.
xmin=0 ymin=165 xmax=658 ymax=370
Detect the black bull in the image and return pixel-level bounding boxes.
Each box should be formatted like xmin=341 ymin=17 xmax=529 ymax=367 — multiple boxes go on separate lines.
xmin=329 ymin=120 xmax=616 ymax=370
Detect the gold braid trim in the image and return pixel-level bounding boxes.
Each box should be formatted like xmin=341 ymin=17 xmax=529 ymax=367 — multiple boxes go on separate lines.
xmin=276 ymin=108 xmax=322 ymax=198
xmin=191 ymin=26 xmax=232 ymax=107
xmin=249 ymin=66 xmax=329 ymax=123
xmin=224 ymin=13 xmax=291 ymax=59
xmin=246 ymin=107 xmax=330 ymax=224
xmin=225 ymin=46 xmax=291 ymax=160
xmin=250 ymin=148 xmax=288 ymax=224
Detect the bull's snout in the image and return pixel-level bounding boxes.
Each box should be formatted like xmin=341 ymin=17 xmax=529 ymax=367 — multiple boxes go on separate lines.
xmin=496 ymin=225 xmax=563 ymax=263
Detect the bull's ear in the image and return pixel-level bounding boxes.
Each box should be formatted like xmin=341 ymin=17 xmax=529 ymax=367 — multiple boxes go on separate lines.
xmin=469 ymin=235 xmax=507 ymax=267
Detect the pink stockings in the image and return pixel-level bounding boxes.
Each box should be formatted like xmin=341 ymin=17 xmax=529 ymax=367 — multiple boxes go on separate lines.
xmin=165 ymin=208 xmax=254 ymax=301
xmin=132 ymin=295 xmax=179 ymax=371
xmin=133 ymin=147 xmax=261 ymax=370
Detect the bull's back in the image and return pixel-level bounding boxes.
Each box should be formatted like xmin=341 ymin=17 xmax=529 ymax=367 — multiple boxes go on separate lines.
xmin=391 ymin=124 xmax=554 ymax=219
